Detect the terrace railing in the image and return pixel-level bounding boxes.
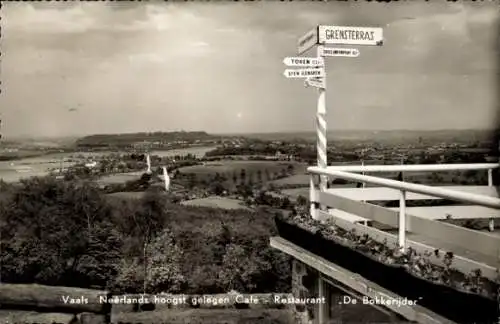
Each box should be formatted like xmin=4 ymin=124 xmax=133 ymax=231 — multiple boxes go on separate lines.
xmin=307 ymin=163 xmax=500 ymax=280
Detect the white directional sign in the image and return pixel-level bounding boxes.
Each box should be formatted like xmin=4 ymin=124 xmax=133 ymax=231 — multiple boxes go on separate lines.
xmin=304 ymin=77 xmax=325 ymax=89
xmin=283 ymin=68 xmax=325 ymax=79
xmin=320 ymin=47 xmax=360 ymax=58
xmin=283 ymin=57 xmax=324 ymax=67
xmin=318 ymin=25 xmax=383 ymax=46
xmin=298 ymin=27 xmax=319 ymax=55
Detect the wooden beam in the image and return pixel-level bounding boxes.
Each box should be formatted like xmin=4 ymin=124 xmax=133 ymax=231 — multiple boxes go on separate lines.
xmin=0 ymin=284 xmax=109 ymax=314
xmin=325 ymin=186 xmax=499 ymax=202
xmin=270 ymin=237 xmax=455 ymax=324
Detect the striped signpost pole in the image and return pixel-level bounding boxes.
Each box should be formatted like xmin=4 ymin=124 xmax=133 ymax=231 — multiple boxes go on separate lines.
xmin=316 ymin=45 xmax=328 ymax=195
xmin=288 ymin=25 xmax=383 ymax=218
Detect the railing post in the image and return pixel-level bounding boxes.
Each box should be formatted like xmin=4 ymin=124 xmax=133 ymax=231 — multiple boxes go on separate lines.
xmin=316 ymin=45 xmax=328 ymax=207
xmin=488 ymin=168 xmax=493 ymax=187
xmin=317 ymin=277 xmax=326 ymax=324
xmin=398 ymin=190 xmax=406 ymax=252
xmin=310 ymin=174 xmax=319 ymax=220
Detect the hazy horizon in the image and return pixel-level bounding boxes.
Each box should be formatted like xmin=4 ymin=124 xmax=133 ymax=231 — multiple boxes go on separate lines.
xmin=6 ymin=128 xmax=499 ymax=142
xmin=2 ymin=2 xmax=499 ymax=138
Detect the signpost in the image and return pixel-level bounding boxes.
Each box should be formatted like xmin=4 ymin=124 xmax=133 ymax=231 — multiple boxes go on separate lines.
xmin=304 ymin=77 xmax=325 ymax=89
xmin=284 ymin=25 xmax=383 ymax=219
xmin=283 ymin=68 xmax=325 ymax=79
xmin=318 ymin=25 xmax=383 ymax=46
xmin=320 ymin=47 xmax=360 ymax=58
xmin=283 ymin=57 xmax=324 ymax=67
xmin=297 ymin=27 xmax=319 ymax=55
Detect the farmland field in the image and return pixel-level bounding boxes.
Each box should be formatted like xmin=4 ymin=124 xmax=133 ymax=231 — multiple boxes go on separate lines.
xmin=97 ymin=172 xmax=144 ymax=185
xmin=268 ymin=174 xmax=309 ymax=186
xmin=181 ymin=197 xmax=250 ymax=210
xmin=0 ymin=146 xmax=216 ymax=183
xmin=150 ymin=146 xmax=217 ymax=158
xmin=178 ymin=160 xmax=307 ymax=175
xmin=105 ymin=191 xmax=146 ymax=200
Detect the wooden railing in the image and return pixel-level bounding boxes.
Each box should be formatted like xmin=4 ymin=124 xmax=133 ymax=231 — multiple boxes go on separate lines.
xmin=307 ymin=163 xmax=500 ymax=281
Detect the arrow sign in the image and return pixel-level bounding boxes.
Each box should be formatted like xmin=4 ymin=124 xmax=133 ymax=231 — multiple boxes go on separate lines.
xmin=320 ymin=47 xmax=360 ymax=57
xmin=298 ymin=27 xmax=319 ymax=55
xmin=283 ymin=57 xmax=324 ymax=67
xmin=304 ymin=77 xmax=325 ymax=89
xmin=283 ymin=68 xmax=324 ymax=79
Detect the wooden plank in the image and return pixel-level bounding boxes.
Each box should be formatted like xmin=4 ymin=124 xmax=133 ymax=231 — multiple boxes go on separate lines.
xmin=0 ymin=311 xmax=75 ymax=324
xmin=388 ymin=205 xmax=500 ymax=220
xmin=270 ymin=237 xmax=455 ymax=324
xmin=316 ymin=210 xmax=498 ymax=280
xmin=318 ymin=191 xmax=500 ymax=258
xmin=319 ymin=190 xmax=405 ymax=229
xmin=325 ymin=186 xmax=500 ymax=202
xmin=0 ymin=284 xmax=109 ymax=314
xmin=327 ymin=208 xmax=370 ymax=223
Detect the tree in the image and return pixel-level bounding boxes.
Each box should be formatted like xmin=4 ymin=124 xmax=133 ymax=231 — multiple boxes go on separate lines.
xmin=146 ymin=229 xmax=186 ymax=293
xmin=0 ymin=177 xmax=121 ymax=288
xmin=297 ymin=195 xmax=307 ymax=206
xmin=187 ymin=173 xmax=197 ymax=190
xmin=264 ymin=169 xmax=271 ymax=181
xmin=210 ymin=181 xmax=225 ymax=196
xmin=240 ymin=169 xmax=246 ymax=185
xmin=256 ymin=170 xmax=263 ymax=183
xmin=130 ymin=190 xmax=169 ymax=294
xmin=219 ymin=244 xmax=267 ymax=292
xmin=281 ymin=197 xmax=291 ymax=210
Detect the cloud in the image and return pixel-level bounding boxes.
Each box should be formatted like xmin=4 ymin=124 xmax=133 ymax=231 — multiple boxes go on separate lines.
xmin=3 ymin=4 xmax=96 ymax=34
xmin=191 ymin=41 xmax=210 ymax=48
xmin=1 ymin=2 xmax=498 ymax=137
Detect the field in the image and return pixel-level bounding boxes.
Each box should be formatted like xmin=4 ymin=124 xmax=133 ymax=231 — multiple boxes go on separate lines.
xmin=0 ymin=146 xmax=216 ymax=184
xmin=97 ymin=172 xmax=144 ymax=185
xmin=106 ymin=191 xmax=146 ymax=200
xmin=181 ymin=197 xmax=251 ymax=210
xmin=150 ymin=146 xmax=216 ymax=158
xmin=268 ymin=174 xmax=310 ymax=186
xmin=178 ymin=161 xmax=307 ymax=176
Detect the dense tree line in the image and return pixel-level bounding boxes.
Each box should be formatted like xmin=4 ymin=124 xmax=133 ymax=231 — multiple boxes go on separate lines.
xmin=0 ymin=177 xmax=291 ymax=294
xmin=75 ymin=131 xmax=218 ymax=148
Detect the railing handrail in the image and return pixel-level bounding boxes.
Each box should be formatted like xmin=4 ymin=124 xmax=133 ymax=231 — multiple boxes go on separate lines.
xmin=307 ymin=166 xmax=500 ymax=209
xmin=326 ymin=163 xmax=499 ymax=173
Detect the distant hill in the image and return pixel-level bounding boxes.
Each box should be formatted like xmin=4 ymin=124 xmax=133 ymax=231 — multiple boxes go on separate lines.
xmin=75 ymin=131 xmax=218 ymax=148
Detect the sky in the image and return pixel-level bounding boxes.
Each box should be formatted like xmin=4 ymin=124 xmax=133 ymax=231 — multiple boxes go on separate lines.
xmin=1 ymin=1 xmax=500 ymax=138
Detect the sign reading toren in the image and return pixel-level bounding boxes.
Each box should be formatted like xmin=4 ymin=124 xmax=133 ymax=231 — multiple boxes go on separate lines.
xmin=283 ymin=57 xmax=324 ymax=67
xmin=318 ymin=25 xmax=383 ymax=46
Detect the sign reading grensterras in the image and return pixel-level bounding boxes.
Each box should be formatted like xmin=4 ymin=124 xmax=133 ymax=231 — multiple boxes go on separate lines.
xmin=318 ymin=25 xmax=383 ymax=46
